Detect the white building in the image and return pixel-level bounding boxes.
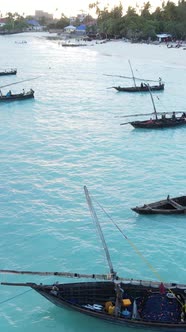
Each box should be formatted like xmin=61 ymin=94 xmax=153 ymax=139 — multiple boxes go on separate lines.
xmin=64 ymin=25 xmax=76 ymax=33
xmin=156 ymin=34 xmax=172 ymax=42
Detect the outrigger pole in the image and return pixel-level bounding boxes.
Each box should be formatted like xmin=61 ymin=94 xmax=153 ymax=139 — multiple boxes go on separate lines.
xmin=118 ymin=111 xmax=183 ymax=119
xmin=104 ymin=74 xmax=158 ymax=82
xmin=0 ymin=269 xmax=113 ymax=280
xmin=0 ymin=76 xmax=41 ymax=89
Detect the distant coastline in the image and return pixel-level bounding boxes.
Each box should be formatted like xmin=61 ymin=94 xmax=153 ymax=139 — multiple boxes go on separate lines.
xmin=1 ymin=30 xmax=186 ymax=50
xmin=0 ymin=30 xmax=23 ymax=35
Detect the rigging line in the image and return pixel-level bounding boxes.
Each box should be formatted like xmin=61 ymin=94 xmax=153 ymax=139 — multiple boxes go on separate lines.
xmin=0 ymin=289 xmax=32 ymax=305
xmin=84 ymin=186 xmax=116 ymax=278
xmin=0 ymin=76 xmax=41 ymax=89
xmin=103 ymin=74 xmax=158 ymax=83
xmin=154 ymin=95 xmax=169 ymax=113
xmin=128 ymin=60 xmax=136 ymax=87
xmin=93 ymin=197 xmax=183 ymax=305
xmin=115 ymin=112 xmax=154 ymax=118
xmin=92 ymin=197 xmax=168 ymax=282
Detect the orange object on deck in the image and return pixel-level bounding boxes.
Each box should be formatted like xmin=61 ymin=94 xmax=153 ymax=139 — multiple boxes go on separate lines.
xmin=122 ymin=299 xmax=131 ymax=307
xmin=105 ymin=301 xmax=113 ymax=311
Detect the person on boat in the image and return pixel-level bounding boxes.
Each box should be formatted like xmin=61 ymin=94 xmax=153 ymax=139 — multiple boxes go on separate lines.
xmin=161 ymin=113 xmax=166 ymax=120
xmin=141 ymin=83 xmax=144 ymax=88
xmin=159 ymin=77 xmax=162 ymax=85
xmin=6 ymin=90 xmax=11 ymax=97
xmin=172 ymin=112 xmax=176 ymax=120
xmin=181 ymin=112 xmax=186 ymax=119
xmin=159 ymin=282 xmax=166 ymax=294
xmin=50 ymin=285 xmax=59 ymax=296
xmin=22 ymin=89 xmax=25 ymax=95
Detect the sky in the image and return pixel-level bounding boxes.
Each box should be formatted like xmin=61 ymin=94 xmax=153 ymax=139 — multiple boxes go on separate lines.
xmin=0 ymin=0 xmax=174 ymax=18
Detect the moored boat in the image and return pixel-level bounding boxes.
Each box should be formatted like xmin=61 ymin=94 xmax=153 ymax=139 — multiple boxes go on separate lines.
xmin=2 ymin=278 xmax=186 ymax=329
xmin=130 ymin=117 xmax=186 ymax=129
xmin=111 ymin=60 xmax=164 ymax=93
xmin=120 ymin=85 xmax=186 ymax=129
xmin=0 ymin=89 xmax=34 ymax=102
xmin=0 ymin=69 xmax=17 ymax=76
xmin=113 ymin=83 xmax=164 ymax=92
xmin=1 ymin=186 xmax=186 ymax=330
xmin=132 ymin=195 xmax=186 ymax=214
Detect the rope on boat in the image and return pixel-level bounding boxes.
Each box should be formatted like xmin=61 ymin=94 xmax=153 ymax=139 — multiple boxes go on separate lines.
xmin=84 ymin=186 xmax=116 ymax=279
xmin=103 ymin=74 xmax=158 ymax=82
xmin=0 ymin=289 xmax=32 ymax=305
xmin=94 ymin=198 xmax=162 ymax=279
xmin=92 ymin=197 xmax=183 ymax=306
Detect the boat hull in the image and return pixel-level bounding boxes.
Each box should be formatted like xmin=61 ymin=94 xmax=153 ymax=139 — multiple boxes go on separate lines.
xmin=30 ymin=280 xmax=186 ymax=330
xmin=0 ymin=92 xmax=34 ymax=102
xmin=132 ymin=208 xmax=186 ymax=214
xmin=0 ymin=70 xmax=17 ymax=76
xmin=114 ymin=84 xmax=164 ymax=92
xmin=130 ymin=119 xmax=186 ymax=129
xmin=132 ymin=196 xmax=186 ymax=214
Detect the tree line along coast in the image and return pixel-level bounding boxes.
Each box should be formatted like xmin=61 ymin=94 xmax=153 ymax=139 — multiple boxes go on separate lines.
xmin=0 ymin=1 xmax=186 ymax=42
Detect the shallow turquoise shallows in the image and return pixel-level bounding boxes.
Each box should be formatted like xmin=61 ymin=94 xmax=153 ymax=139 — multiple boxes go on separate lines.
xmin=0 ymin=32 xmax=186 ymax=332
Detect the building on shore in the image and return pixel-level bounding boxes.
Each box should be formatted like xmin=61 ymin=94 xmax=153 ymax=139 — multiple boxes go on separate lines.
xmin=156 ymin=33 xmax=172 ymax=42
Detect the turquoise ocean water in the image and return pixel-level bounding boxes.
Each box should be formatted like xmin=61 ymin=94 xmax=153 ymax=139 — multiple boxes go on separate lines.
xmin=0 ymin=32 xmax=186 ymax=332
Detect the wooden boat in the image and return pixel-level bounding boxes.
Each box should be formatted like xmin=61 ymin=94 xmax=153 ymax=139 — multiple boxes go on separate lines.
xmin=120 ymin=86 xmax=186 ymax=129
xmin=0 ymin=69 xmax=17 ymax=76
xmin=112 ymin=60 xmax=164 ymax=92
xmin=113 ymin=83 xmax=164 ymax=92
xmin=0 ymin=89 xmax=34 ymax=102
xmin=132 ymin=195 xmax=186 ymax=214
xmin=1 ymin=186 xmax=186 ymax=330
xmin=130 ymin=117 xmax=186 ymax=129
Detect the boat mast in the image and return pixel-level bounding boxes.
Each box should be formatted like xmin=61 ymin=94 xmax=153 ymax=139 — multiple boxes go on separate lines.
xmin=147 ymin=84 xmax=158 ymax=120
xmin=84 ymin=186 xmax=116 ymax=280
xmin=128 ymin=60 xmax=136 ymax=87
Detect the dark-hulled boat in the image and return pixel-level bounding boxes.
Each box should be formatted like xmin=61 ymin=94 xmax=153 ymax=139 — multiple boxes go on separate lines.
xmin=132 ymin=195 xmax=186 ymax=214
xmin=0 ymin=69 xmax=17 ymax=76
xmin=0 ymin=89 xmax=34 ymax=102
xmin=130 ymin=117 xmax=186 ymax=129
xmin=1 ymin=186 xmax=186 ymax=330
xmin=2 ymin=278 xmax=186 ymax=330
xmin=120 ymin=84 xmax=186 ymax=129
xmin=113 ymin=83 xmax=164 ymax=92
xmin=112 ymin=60 xmax=164 ymax=93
